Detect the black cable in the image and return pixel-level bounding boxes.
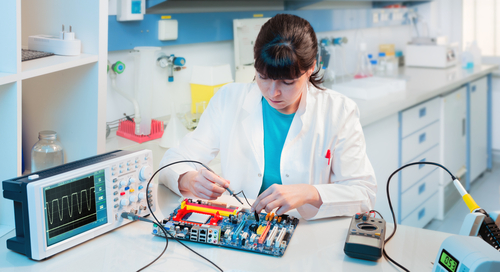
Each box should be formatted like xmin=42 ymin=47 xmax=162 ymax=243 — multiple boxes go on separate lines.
xmin=139 ymin=160 xmax=224 ymax=272
xmin=383 ymin=161 xmax=456 ymax=272
xmin=233 ymin=190 xmax=253 ymax=207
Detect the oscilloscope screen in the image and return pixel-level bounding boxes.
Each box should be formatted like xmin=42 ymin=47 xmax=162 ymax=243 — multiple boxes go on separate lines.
xmin=44 ymin=170 xmax=107 ymax=247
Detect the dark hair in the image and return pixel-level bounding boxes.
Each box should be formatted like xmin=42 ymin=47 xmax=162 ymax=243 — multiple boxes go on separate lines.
xmin=254 ymin=14 xmax=324 ymax=90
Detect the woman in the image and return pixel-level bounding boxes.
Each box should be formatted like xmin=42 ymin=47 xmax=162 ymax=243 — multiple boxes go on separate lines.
xmin=159 ymin=14 xmax=376 ymax=220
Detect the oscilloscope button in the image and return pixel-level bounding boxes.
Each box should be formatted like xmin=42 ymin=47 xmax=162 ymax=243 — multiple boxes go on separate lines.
xmin=120 ymin=192 xmax=126 ymax=196
xmin=138 ymin=185 xmax=144 ymax=190
xmin=114 ymin=191 xmax=118 ymax=195
xmin=120 ymin=163 xmax=124 ymax=168
xmin=125 ymin=186 xmax=130 ymax=191
xmin=135 ymin=159 xmax=139 ymax=163
xmin=127 ymin=162 xmax=131 ymax=166
xmin=113 ymin=185 xmax=118 ymax=189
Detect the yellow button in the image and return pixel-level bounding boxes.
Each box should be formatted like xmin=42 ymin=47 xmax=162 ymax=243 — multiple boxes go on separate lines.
xmin=130 ymin=189 xmax=135 ymax=193
xmin=374 ymin=233 xmax=380 ymax=236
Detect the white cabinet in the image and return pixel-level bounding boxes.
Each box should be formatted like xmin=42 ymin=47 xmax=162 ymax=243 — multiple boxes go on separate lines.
xmin=399 ymin=97 xmax=441 ymax=226
xmin=364 ymin=113 xmax=399 ymax=223
xmin=438 ymin=87 xmax=466 ymax=220
xmin=469 ymin=77 xmax=488 ymax=184
xmin=0 ymin=0 xmax=107 ymax=235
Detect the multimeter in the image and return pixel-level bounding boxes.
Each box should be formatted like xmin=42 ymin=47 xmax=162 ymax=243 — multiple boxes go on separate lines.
xmin=344 ymin=213 xmax=386 ymax=261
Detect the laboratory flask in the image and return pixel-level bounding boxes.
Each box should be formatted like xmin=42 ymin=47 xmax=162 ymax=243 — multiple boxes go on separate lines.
xmin=31 ymin=130 xmax=65 ymax=172
xmin=354 ymin=43 xmax=373 ymax=79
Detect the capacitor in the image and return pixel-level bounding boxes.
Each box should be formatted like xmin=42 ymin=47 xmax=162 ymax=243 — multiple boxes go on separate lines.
xmin=183 ymin=227 xmax=189 ymax=234
xmin=175 ymin=226 xmax=180 ymax=232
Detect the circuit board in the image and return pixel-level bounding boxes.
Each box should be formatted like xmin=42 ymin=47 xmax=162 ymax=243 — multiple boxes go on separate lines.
xmin=152 ymin=198 xmax=299 ymax=257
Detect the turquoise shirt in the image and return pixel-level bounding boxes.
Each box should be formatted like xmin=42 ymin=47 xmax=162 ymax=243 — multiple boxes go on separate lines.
xmin=259 ymin=98 xmax=296 ymax=195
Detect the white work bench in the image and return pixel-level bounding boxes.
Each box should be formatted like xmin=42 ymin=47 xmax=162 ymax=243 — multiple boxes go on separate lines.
xmin=0 ymin=185 xmax=452 ymax=272
xmin=347 ymin=65 xmax=498 ymax=127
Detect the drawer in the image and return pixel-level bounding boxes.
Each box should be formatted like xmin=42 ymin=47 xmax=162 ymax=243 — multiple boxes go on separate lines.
xmin=401 ymin=169 xmax=439 ymax=219
xmin=401 ymin=192 xmax=438 ymax=228
xmin=401 ymin=145 xmax=440 ymax=192
xmin=402 ymin=121 xmax=440 ymax=163
xmin=401 ymin=97 xmax=440 ymax=137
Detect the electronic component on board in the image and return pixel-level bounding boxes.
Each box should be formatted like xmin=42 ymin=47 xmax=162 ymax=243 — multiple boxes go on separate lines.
xmin=152 ymin=198 xmax=299 ymax=257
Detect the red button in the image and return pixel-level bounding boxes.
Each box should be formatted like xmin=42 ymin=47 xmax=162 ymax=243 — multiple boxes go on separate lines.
xmin=120 ymin=192 xmax=125 ymax=196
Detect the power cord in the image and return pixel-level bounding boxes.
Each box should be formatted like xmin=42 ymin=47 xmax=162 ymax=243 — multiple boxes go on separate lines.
xmin=383 ymin=161 xmax=456 ymax=272
xmin=137 ymin=160 xmax=225 ymax=272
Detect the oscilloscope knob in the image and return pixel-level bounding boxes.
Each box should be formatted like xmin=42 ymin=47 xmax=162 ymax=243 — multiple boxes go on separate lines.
xmin=120 ymin=199 xmax=129 ymax=206
xmin=139 ymin=166 xmax=153 ymax=182
xmin=138 ymin=192 xmax=146 ymax=200
xmin=129 ymin=195 xmax=137 ymax=203
xmin=129 ymin=177 xmax=136 ymax=184
xmin=120 ymin=179 xmax=127 ymax=187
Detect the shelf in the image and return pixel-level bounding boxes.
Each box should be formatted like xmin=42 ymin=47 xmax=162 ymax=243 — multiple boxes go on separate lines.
xmin=0 ymin=73 xmax=18 ymax=86
xmin=21 ymin=54 xmax=98 ymax=80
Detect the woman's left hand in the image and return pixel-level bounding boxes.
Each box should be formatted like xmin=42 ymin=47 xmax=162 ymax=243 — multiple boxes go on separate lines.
xmin=250 ymin=184 xmax=323 ymax=215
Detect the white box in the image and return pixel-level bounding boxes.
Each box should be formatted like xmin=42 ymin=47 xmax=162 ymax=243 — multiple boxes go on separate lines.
xmin=158 ymin=20 xmax=178 ymax=41
xmin=405 ymin=44 xmax=458 ymax=68
xmin=117 ymin=0 xmax=145 ymax=21
xmin=28 ymin=35 xmax=81 ymax=56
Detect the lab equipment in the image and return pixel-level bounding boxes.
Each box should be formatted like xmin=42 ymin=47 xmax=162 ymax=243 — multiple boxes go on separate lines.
xmin=117 ymin=0 xmax=145 ymax=22
xmin=432 ymin=236 xmax=500 ymax=272
xmin=152 ymin=198 xmax=299 ymax=257
xmin=21 ymin=49 xmax=54 ymax=62
xmin=405 ymin=44 xmax=458 ymax=68
xmin=108 ymin=60 xmax=143 ymax=136
xmin=134 ymin=46 xmax=160 ymax=136
xmin=31 ymin=130 xmax=64 ymax=172
xmin=157 ymin=53 xmax=186 ymax=82
xmin=2 ymin=149 xmax=157 ymax=260
xmin=28 ymin=25 xmax=81 ymax=56
xmin=344 ymin=212 xmax=386 ymax=261
xmin=354 ymin=43 xmax=372 ymax=79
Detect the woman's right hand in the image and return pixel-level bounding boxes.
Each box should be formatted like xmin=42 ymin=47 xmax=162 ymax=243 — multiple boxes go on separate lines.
xmin=178 ymin=168 xmax=230 ymax=200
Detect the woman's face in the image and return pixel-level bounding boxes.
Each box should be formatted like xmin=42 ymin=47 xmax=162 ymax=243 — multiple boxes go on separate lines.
xmin=256 ymin=65 xmax=315 ymax=115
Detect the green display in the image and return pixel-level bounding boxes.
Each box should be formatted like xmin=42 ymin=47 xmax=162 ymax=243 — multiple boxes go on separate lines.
xmin=439 ymin=249 xmax=459 ymax=272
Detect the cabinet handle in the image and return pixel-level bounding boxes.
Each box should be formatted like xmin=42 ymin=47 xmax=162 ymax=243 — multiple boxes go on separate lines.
xmin=419 ymin=183 xmax=426 ymax=194
xmin=419 ymin=133 xmax=426 ymax=143
xmin=419 ymin=107 xmax=427 ymax=118
xmin=472 ymin=85 xmax=476 ymax=92
xmin=419 ymin=158 xmax=426 ymax=169
xmin=462 ymin=118 xmax=466 ymax=136
xmin=418 ymin=208 xmax=426 ymax=220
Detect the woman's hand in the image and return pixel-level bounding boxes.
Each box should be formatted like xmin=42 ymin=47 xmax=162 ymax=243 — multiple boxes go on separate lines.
xmin=178 ymin=169 xmax=230 ymax=200
xmin=250 ymin=184 xmax=323 ymax=215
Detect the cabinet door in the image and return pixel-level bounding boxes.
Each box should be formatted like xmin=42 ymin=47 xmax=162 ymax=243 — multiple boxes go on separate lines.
xmin=363 ymin=114 xmax=399 ymax=223
xmin=469 ymin=77 xmax=488 ymax=183
xmin=441 ymin=87 xmax=466 ymax=186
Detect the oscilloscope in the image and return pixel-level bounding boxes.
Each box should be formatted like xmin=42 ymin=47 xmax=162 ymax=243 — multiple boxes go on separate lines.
xmin=2 ymin=149 xmax=157 ymax=260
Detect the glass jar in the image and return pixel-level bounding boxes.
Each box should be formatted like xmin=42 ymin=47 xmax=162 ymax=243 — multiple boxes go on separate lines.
xmin=31 ymin=130 xmax=64 ymax=172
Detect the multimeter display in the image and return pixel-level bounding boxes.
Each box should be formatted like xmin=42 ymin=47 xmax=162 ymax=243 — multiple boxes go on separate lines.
xmin=438 ymin=249 xmax=459 ymax=272
xmin=43 ymin=170 xmax=108 ymax=247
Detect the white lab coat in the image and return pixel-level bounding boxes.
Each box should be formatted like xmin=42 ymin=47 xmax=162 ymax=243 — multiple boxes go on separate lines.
xmin=159 ymin=82 xmax=376 ymax=220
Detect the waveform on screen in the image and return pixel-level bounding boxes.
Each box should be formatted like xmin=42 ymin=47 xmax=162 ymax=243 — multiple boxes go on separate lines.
xmin=45 ymin=187 xmax=95 ymax=225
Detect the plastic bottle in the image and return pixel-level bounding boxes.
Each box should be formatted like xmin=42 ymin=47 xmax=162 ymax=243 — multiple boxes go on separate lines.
xmin=31 ymin=130 xmax=64 ymax=172
xmin=377 ymin=52 xmax=387 ymax=72
xmin=354 ymin=43 xmax=373 ymax=79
